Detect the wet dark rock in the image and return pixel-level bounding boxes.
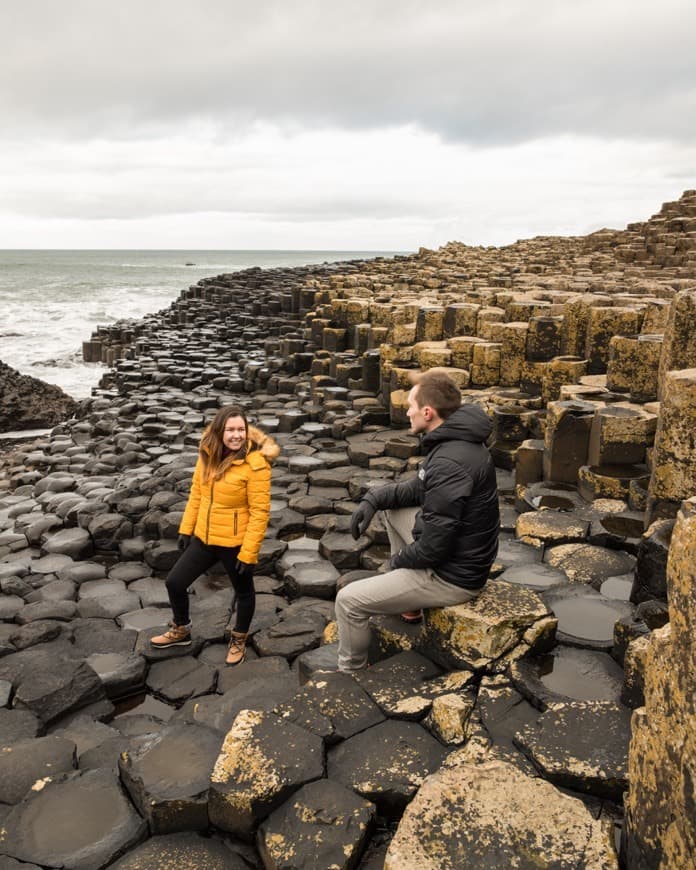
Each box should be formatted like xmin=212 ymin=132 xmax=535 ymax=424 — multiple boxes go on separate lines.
xmin=354 ymin=650 xmax=444 ymax=720
xmin=41 ymin=527 xmax=93 ymax=560
xmin=15 ymin=599 xmax=77 ymax=624
xmin=0 ymin=708 xmax=42 ymax=744
xmin=86 ymin=652 xmax=147 ymax=699
xmin=496 ymin=562 xmax=568 ymax=591
xmin=209 ymin=709 xmax=325 ymax=840
xmin=176 ymin=672 xmax=297 ymax=734
xmin=514 ymin=700 xmax=631 ymax=800
xmin=1 ymin=647 xmax=105 ymax=725
xmin=296 ymin=643 xmax=339 ymax=682
xmin=110 ymin=832 xmax=248 ymax=869
xmin=88 ymin=512 xmax=133 ymax=551
xmin=258 ymin=778 xmax=375 ymax=870
xmin=8 ymin=620 xmax=64 ymax=650
xmin=276 ymin=671 xmax=385 ymax=744
xmin=216 ymin=655 xmax=289 ymax=695
xmin=25 ymin=577 xmax=77 ymax=604
xmin=0 ymin=768 xmax=147 ymax=869
xmin=631 ymin=518 xmax=674 ymax=604
xmin=50 ymin=715 xmax=123 ymax=763
xmin=146 ymin=655 xmax=217 ymax=703
xmin=57 ymin=561 xmax=107 ymax=585
xmin=475 ymin=678 xmax=540 ymax=774
xmin=0 ymin=736 xmax=77 ymax=804
xmin=327 ymin=719 xmax=447 ymax=819
xmin=252 ymin=611 xmax=326 ymax=660
xmin=319 ymin=530 xmax=370 ymax=570
xmin=284 ymin=559 xmax=339 ymax=599
xmin=71 ymin=618 xmax=137 ymax=656
xmin=77 ymin=591 xmax=142 ymax=619
xmin=0 ymin=359 xmax=78 ymax=431
xmin=119 ymin=722 xmax=222 ymax=834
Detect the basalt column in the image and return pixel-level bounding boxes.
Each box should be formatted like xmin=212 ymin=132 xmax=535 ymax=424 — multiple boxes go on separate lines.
xmin=646 ymin=368 xmax=696 ymax=525
xmin=657 ymin=288 xmax=696 ymax=400
xmin=624 ymin=496 xmax=696 ymax=868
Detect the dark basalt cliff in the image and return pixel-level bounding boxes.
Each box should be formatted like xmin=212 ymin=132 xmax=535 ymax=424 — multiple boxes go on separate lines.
xmin=0 ymin=360 xmax=78 ymax=432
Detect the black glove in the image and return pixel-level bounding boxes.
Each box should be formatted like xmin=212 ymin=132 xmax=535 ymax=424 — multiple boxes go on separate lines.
xmin=388 ymin=549 xmax=404 ymax=571
xmin=350 ymin=499 xmax=376 ymax=540
xmin=235 ymin=558 xmax=254 ymax=581
xmin=177 ymin=534 xmax=191 ymax=551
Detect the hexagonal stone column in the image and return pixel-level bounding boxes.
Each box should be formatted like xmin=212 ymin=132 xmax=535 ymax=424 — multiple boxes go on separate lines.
xmin=209 ymin=709 xmax=324 ymax=840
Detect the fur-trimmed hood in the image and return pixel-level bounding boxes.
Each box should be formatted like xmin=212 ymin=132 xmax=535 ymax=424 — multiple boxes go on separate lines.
xmin=247 ymin=425 xmax=280 ymax=464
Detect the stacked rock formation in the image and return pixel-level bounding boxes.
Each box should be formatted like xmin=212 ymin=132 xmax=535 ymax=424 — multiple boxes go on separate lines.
xmin=0 ymin=191 xmax=694 ymax=868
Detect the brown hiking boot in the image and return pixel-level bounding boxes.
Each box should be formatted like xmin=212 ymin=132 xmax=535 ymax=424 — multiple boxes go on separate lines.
xmin=151 ymin=622 xmax=192 ymax=648
xmin=226 ymin=630 xmax=248 ymax=666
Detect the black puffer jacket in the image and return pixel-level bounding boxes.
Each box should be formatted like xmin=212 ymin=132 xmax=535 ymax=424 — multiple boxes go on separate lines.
xmin=365 ymin=404 xmax=500 ymax=589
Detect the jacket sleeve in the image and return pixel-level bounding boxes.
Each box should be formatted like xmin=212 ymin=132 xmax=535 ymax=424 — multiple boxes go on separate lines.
xmin=179 ymin=458 xmax=202 ymax=535
xmin=238 ymin=459 xmax=272 ymax=564
xmin=365 ymin=473 xmax=421 ymax=511
xmin=391 ymin=456 xmax=473 ymax=570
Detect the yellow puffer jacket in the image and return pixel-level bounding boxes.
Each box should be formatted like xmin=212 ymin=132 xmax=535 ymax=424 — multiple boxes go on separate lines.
xmin=179 ymin=426 xmax=280 ymax=563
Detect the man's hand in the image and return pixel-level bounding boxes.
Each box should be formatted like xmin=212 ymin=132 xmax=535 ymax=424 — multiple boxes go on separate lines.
xmin=388 ymin=549 xmax=404 ymax=571
xmin=350 ymin=500 xmax=376 ymax=540
xmin=235 ymin=559 xmax=254 ymax=581
xmin=177 ymin=534 xmax=191 ymax=551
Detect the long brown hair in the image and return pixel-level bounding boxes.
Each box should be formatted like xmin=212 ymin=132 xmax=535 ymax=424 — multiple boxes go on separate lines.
xmin=199 ymin=405 xmax=249 ymax=482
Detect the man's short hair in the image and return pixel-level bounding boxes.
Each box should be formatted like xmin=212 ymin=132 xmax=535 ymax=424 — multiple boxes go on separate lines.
xmin=410 ymin=369 xmax=462 ymax=419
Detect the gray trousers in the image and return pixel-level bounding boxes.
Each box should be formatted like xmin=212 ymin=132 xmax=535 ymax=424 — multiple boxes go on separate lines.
xmin=335 ymin=507 xmax=483 ymax=672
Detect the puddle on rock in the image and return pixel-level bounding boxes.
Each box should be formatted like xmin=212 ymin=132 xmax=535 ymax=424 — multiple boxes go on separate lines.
xmin=537 ymin=646 xmax=624 ymax=702
xmin=552 ymin=597 xmax=625 ymax=645
xmin=600 ymin=574 xmax=634 ymax=601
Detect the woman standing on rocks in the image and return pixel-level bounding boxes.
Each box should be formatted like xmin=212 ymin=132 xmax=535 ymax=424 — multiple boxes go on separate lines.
xmin=151 ymin=405 xmax=279 ymax=665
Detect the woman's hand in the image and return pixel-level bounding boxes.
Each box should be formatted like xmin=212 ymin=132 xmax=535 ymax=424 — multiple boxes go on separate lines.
xmin=235 ymin=558 xmax=254 ymax=580
xmin=177 ymin=534 xmax=191 ymax=551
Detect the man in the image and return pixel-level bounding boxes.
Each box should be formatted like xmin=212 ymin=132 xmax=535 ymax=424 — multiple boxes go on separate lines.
xmin=335 ymin=369 xmax=500 ymax=673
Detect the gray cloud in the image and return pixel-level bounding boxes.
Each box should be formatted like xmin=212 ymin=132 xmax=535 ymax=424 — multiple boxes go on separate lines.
xmin=2 ymin=0 xmax=695 ymax=144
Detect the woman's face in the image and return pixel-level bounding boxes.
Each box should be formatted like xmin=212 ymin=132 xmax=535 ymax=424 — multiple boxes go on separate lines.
xmin=222 ymin=416 xmax=247 ymax=452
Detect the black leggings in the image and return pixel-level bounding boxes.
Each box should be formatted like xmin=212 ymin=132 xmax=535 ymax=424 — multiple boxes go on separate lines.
xmin=165 ymin=536 xmax=255 ymax=632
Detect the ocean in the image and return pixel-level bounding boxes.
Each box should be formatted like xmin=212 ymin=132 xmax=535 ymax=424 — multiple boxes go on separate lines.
xmin=0 ymin=249 xmax=402 ymax=399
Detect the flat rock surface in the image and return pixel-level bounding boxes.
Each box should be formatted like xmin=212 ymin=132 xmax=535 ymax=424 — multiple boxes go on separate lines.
xmin=0 ymin=736 xmax=77 ymax=804
xmin=513 ymin=700 xmax=632 ymax=801
xmin=110 ymin=832 xmax=248 ymax=869
xmin=0 ymin=768 xmax=147 ymax=869
xmin=276 ymin=671 xmax=385 ymax=743
xmin=258 ymin=778 xmax=375 ymax=870
xmin=384 ymin=759 xmax=618 ymax=869
xmin=119 ymin=722 xmax=223 ymax=834
xmin=327 ymin=719 xmax=447 ymax=819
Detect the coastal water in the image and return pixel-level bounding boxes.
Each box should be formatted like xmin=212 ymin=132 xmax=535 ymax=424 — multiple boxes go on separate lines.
xmin=0 ymin=249 xmax=400 ymax=399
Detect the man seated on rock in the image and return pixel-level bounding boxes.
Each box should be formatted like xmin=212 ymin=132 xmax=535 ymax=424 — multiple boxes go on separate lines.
xmin=336 ymin=369 xmax=500 ymax=673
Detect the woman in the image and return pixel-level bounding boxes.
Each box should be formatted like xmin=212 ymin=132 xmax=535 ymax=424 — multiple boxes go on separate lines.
xmin=151 ymin=405 xmax=279 ymax=665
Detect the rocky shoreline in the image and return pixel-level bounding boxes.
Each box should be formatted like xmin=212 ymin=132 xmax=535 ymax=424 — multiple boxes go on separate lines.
xmin=0 ymin=192 xmax=695 ymax=868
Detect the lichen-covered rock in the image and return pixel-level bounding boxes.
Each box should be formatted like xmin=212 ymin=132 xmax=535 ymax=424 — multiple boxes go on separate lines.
xmin=513 ymin=700 xmax=631 ymax=800
xmin=418 ymin=580 xmax=551 ymax=670
xmin=423 ymin=692 xmax=474 ymax=745
xmin=384 ymin=759 xmax=618 ymax=869
xmin=516 ymin=510 xmax=590 ymax=547
xmin=624 ymin=496 xmax=696 ymax=868
xmin=209 ymin=709 xmax=325 ymax=840
xmin=257 ymin=779 xmax=375 ymax=870
xmin=327 ymin=719 xmax=447 ymax=819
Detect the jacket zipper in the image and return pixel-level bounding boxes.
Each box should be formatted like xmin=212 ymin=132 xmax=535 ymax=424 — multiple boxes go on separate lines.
xmin=234 ymin=511 xmax=238 ymax=536
xmin=205 ymin=479 xmax=215 ymax=544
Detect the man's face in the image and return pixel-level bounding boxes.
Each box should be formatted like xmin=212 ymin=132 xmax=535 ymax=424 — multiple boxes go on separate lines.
xmin=406 ymin=386 xmax=429 ymax=434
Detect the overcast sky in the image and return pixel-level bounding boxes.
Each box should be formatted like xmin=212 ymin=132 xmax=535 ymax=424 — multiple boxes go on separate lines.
xmin=1 ymin=0 xmax=695 ymax=249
